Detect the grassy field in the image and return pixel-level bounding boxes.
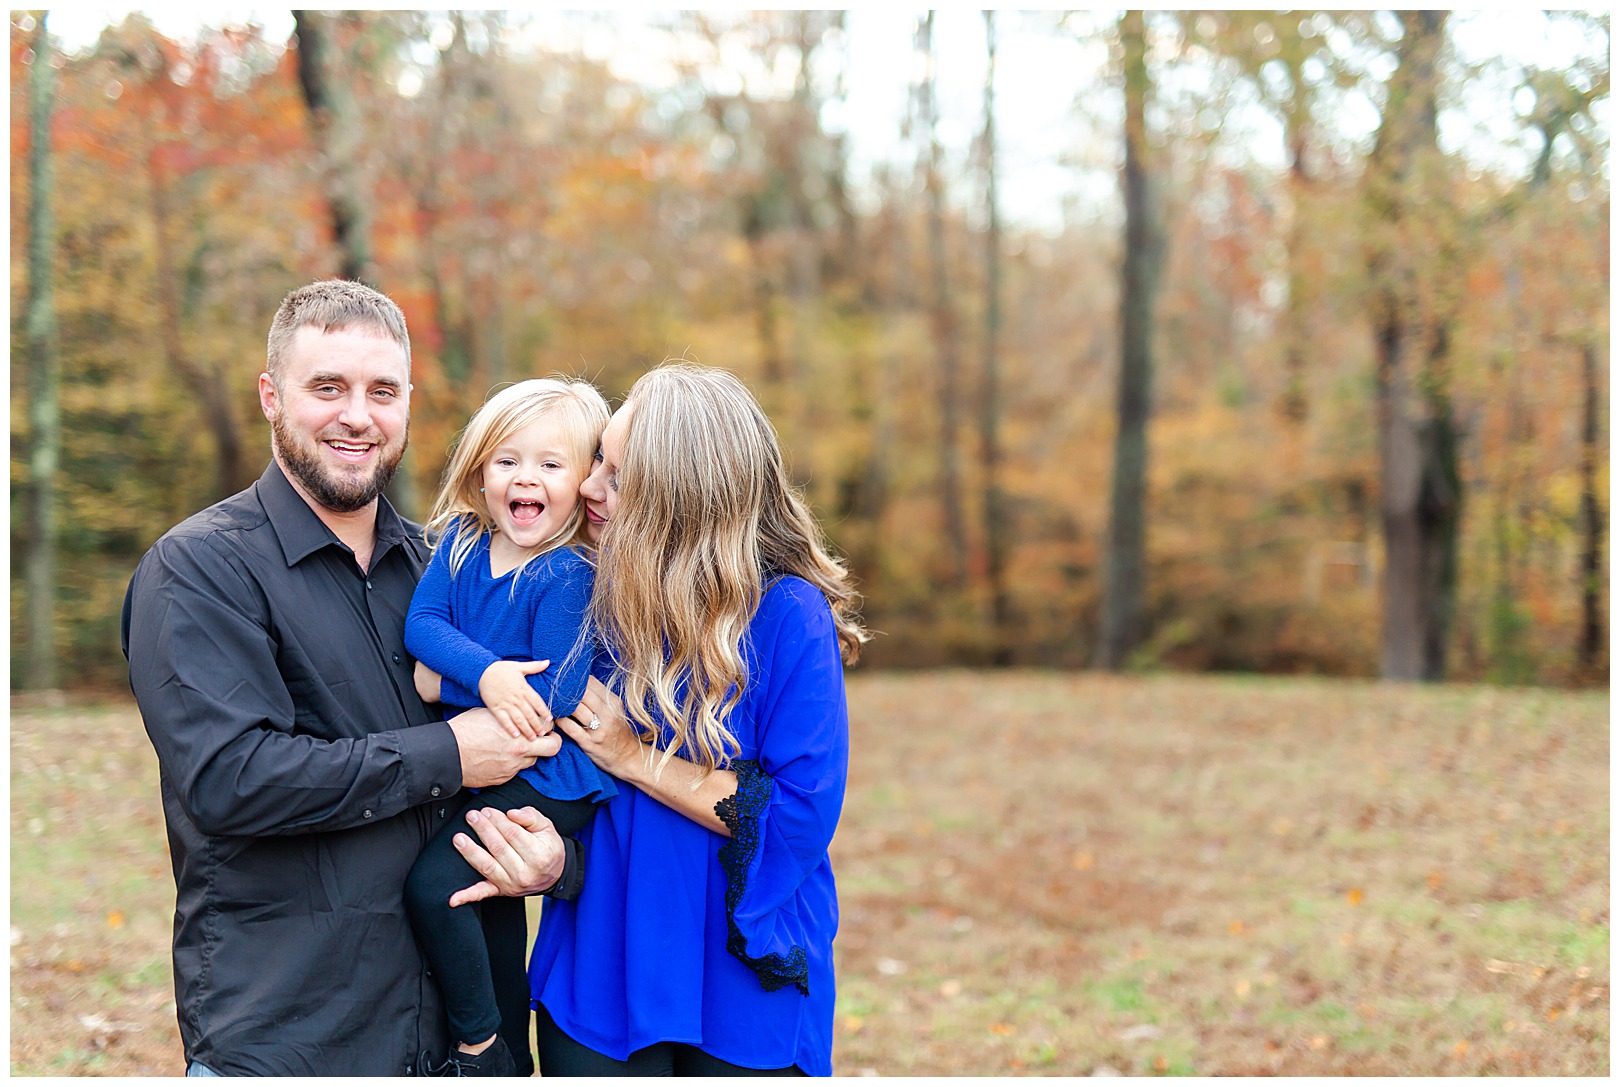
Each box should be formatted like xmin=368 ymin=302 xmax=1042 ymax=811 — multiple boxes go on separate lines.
xmin=10 ymin=672 xmax=1609 ymax=1075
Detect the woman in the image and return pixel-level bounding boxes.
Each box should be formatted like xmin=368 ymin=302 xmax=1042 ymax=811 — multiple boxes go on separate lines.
xmin=526 ymin=362 xmax=866 ymax=1075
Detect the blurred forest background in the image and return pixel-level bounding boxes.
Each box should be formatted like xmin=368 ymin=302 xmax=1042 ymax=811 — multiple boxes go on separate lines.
xmin=9 ymin=9 xmax=1611 ymax=690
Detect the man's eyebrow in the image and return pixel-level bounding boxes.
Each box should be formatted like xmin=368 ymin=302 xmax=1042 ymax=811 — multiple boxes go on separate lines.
xmin=305 ymin=371 xmax=403 ymax=389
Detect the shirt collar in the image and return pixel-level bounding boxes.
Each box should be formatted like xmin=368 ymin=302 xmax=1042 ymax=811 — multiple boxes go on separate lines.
xmin=258 ymin=460 xmax=414 ymax=568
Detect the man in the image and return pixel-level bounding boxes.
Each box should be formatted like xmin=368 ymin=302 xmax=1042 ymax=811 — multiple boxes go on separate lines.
xmin=123 ymin=280 xmax=569 ymax=1076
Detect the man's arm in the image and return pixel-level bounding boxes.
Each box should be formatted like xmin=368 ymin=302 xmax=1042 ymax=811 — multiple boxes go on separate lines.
xmin=123 ymin=534 xmax=554 ymax=838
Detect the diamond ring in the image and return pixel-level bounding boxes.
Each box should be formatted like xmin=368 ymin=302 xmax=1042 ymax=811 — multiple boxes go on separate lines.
xmin=588 ymin=716 xmax=601 ymax=731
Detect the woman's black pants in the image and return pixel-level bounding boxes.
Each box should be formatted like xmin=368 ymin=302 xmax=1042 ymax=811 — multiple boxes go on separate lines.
xmin=534 ymin=1001 xmax=806 ymax=1076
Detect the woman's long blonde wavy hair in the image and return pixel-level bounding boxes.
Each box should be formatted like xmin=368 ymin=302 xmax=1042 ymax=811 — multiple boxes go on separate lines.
xmin=424 ymin=378 xmax=609 ymax=576
xmin=591 ymin=363 xmax=868 ymax=778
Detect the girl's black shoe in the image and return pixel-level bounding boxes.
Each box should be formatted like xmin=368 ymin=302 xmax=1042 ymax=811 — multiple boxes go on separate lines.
xmin=420 ymin=1034 xmax=518 ymax=1077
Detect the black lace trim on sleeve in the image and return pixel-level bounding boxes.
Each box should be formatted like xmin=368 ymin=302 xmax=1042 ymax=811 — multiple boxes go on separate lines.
xmin=714 ymin=759 xmax=810 ymax=995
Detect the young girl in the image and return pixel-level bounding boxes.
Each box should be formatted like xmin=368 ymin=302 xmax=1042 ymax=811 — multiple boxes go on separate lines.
xmin=403 ymin=377 xmax=615 ymax=1077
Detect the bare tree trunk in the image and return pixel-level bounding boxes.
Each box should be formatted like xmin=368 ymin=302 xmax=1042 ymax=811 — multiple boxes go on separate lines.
xmin=1576 ymin=337 xmax=1606 ymax=677
xmin=784 ymin=10 xmax=822 ymax=489
xmin=1277 ymin=79 xmax=1312 ymax=424
xmin=148 ymin=153 xmax=250 ymax=499
xmin=1484 ymin=286 xmax=1534 ymax=684
xmin=1512 ymin=61 xmax=1609 ymax=681
xmin=293 ymin=11 xmax=375 ymax=283
xmin=24 ymin=13 xmax=59 ymax=690
xmin=919 ymin=12 xmax=969 ymax=587
xmin=980 ymin=11 xmax=1011 ymax=665
xmin=1364 ymin=11 xmax=1458 ymax=682
xmin=410 ymin=15 xmax=473 ymax=390
xmin=843 ymin=112 xmax=924 ymax=610
xmin=1096 ymin=10 xmax=1166 ymax=671
xmin=745 ymin=220 xmax=786 ymax=386
xmin=844 ymin=194 xmax=904 ymax=602
xmin=823 ymin=11 xmax=863 ymax=294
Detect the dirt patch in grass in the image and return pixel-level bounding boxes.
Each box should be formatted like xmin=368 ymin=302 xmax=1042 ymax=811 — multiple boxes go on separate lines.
xmin=10 ymin=675 xmax=1609 ymax=1075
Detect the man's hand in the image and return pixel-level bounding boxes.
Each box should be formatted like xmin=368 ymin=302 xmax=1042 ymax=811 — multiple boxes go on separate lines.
xmin=448 ymin=706 xmax=560 ymax=788
xmin=477 ymin=659 xmax=553 ymax=740
xmin=448 ymin=806 xmax=566 ymax=906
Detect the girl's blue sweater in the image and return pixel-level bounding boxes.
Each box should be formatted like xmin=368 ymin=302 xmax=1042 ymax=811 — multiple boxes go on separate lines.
xmin=405 ymin=528 xmax=615 ymax=804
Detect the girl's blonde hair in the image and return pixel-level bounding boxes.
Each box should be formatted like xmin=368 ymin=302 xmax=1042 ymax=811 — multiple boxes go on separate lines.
xmin=425 ymin=377 xmax=609 ymax=577
xmin=590 ymin=362 xmax=867 ymax=778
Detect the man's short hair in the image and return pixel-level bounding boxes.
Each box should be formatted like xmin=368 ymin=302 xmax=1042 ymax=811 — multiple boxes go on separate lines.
xmin=266 ymin=280 xmax=412 ymax=385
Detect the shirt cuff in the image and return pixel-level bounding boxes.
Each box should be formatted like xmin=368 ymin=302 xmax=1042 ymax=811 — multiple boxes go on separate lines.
xmin=397 ymin=720 xmax=463 ymax=807
xmin=540 ymin=836 xmax=585 ymax=901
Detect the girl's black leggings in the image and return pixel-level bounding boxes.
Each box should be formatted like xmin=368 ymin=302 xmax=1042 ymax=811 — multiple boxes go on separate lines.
xmin=405 ymin=777 xmax=598 ymax=1049
xmin=535 ymin=1001 xmax=806 ymax=1077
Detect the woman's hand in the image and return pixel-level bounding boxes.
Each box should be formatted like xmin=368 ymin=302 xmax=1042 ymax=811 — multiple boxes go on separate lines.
xmin=448 ymin=805 xmax=566 ymax=906
xmin=557 ymin=676 xmax=737 ymax=836
xmin=477 ymin=659 xmax=553 ymax=740
xmin=413 ymin=660 xmax=443 ymax=704
xmin=554 ymin=675 xmax=646 ymax=780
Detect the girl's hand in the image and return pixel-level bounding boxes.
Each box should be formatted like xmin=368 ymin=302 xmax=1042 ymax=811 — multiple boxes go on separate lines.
xmin=413 ymin=661 xmax=444 ymax=704
xmin=555 ymin=675 xmax=647 ymax=781
xmin=478 ymin=659 xmax=554 ymax=740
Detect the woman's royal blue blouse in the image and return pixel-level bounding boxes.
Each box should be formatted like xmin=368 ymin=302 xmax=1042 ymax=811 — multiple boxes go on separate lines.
xmin=528 ymin=576 xmax=850 ymax=1076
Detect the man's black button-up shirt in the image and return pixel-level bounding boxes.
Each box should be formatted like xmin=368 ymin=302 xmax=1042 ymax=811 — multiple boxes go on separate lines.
xmin=121 ymin=461 xmax=575 ymax=1076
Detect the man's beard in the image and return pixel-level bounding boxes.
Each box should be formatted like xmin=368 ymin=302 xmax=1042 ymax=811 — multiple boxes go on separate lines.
xmin=271 ymin=409 xmax=407 ymax=514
